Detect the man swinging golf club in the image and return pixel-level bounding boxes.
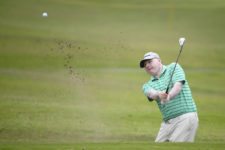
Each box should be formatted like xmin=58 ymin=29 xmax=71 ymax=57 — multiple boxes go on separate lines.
xmin=140 ymin=38 xmax=198 ymax=142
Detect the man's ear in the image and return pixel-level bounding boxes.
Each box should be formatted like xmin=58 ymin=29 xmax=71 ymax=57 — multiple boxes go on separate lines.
xmin=158 ymin=59 xmax=161 ymax=63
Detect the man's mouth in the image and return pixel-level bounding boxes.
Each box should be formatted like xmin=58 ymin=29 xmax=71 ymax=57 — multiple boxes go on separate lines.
xmin=147 ymin=67 xmax=153 ymax=72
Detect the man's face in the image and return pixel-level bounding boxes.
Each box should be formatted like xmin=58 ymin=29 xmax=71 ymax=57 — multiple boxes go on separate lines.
xmin=144 ymin=58 xmax=161 ymax=76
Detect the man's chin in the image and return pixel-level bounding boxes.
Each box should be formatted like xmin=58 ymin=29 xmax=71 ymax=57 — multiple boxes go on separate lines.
xmin=148 ymin=71 xmax=155 ymax=76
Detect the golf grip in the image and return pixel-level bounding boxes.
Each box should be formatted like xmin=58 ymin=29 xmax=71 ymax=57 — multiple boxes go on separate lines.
xmin=165 ymin=87 xmax=169 ymax=94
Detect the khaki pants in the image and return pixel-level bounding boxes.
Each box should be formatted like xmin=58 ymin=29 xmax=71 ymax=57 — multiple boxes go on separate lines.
xmin=155 ymin=112 xmax=199 ymax=142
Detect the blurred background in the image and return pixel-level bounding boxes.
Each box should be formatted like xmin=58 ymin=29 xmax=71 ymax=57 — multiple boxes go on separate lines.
xmin=0 ymin=0 xmax=225 ymax=145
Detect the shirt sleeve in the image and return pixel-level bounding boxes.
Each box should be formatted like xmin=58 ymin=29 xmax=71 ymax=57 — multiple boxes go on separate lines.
xmin=172 ymin=63 xmax=186 ymax=84
xmin=142 ymin=82 xmax=153 ymax=96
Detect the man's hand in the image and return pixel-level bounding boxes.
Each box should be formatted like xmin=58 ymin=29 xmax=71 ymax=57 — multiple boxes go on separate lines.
xmin=158 ymin=81 xmax=183 ymax=104
xmin=146 ymin=89 xmax=170 ymax=103
xmin=158 ymin=92 xmax=170 ymax=104
xmin=146 ymin=89 xmax=159 ymax=100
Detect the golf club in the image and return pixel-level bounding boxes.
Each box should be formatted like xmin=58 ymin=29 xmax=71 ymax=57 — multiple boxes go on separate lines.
xmin=147 ymin=37 xmax=185 ymax=102
xmin=165 ymin=37 xmax=186 ymax=94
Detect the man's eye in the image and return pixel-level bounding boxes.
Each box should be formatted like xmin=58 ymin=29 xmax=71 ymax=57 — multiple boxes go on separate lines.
xmin=144 ymin=61 xmax=151 ymax=66
xmin=147 ymin=60 xmax=152 ymax=64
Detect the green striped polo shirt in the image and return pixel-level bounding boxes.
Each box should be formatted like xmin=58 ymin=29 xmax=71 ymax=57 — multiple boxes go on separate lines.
xmin=143 ymin=63 xmax=197 ymax=121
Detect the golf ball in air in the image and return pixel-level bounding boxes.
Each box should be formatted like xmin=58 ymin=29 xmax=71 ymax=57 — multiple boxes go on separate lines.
xmin=42 ymin=12 xmax=48 ymax=17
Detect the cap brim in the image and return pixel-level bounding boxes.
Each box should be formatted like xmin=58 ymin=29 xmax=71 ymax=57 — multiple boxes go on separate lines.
xmin=140 ymin=59 xmax=149 ymax=68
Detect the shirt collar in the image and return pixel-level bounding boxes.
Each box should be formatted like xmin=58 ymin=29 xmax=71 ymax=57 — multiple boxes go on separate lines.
xmin=151 ymin=65 xmax=167 ymax=81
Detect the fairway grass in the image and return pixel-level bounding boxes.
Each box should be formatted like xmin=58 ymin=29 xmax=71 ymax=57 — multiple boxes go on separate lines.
xmin=0 ymin=69 xmax=225 ymax=145
xmin=1 ymin=0 xmax=225 ymax=149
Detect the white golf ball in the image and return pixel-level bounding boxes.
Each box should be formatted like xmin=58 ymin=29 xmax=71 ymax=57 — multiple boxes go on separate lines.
xmin=42 ymin=12 xmax=48 ymax=17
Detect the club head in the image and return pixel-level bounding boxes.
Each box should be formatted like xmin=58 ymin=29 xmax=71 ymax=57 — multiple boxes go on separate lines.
xmin=179 ymin=37 xmax=186 ymax=46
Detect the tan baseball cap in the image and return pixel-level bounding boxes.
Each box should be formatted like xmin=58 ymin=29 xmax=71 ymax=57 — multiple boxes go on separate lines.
xmin=139 ymin=52 xmax=160 ymax=68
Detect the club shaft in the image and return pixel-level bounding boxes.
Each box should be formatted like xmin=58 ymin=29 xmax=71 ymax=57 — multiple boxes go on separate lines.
xmin=165 ymin=45 xmax=184 ymax=94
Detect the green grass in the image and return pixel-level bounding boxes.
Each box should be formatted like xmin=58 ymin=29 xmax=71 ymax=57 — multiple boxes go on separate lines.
xmin=1 ymin=143 xmax=225 ymax=150
xmin=0 ymin=0 xmax=225 ymax=149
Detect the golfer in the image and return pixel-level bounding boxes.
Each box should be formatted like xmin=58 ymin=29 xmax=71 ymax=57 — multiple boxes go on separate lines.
xmin=140 ymin=52 xmax=199 ymax=142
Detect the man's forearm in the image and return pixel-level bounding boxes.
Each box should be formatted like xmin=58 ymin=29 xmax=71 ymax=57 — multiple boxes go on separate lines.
xmin=146 ymin=81 xmax=183 ymax=102
xmin=158 ymin=81 xmax=183 ymax=104
xmin=168 ymin=82 xmax=183 ymax=100
xmin=146 ymin=89 xmax=159 ymax=100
